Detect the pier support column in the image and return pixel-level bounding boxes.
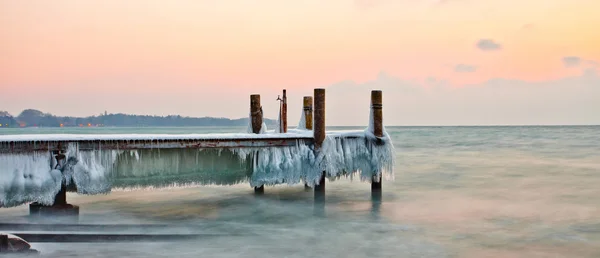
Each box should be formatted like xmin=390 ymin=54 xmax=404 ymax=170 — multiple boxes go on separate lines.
xmin=250 ymin=94 xmax=265 ymax=194
xmin=251 ymin=94 xmax=263 ymax=134
xmin=282 ymin=89 xmax=287 ymax=133
xmin=313 ymin=89 xmax=326 ymax=195
xmin=303 ymin=96 xmax=313 ymax=130
xmin=371 ymin=90 xmax=383 ymax=194
xmin=30 ymin=151 xmax=79 ymax=219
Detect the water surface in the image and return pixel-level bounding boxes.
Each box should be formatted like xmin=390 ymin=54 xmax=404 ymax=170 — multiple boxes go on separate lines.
xmin=1 ymin=126 xmax=599 ymax=257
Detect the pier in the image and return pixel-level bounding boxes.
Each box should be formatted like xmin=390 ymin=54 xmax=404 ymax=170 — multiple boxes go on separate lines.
xmin=0 ymin=89 xmax=394 ymax=218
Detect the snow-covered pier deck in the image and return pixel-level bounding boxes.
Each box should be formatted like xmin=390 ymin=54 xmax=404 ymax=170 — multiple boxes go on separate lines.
xmin=0 ymin=133 xmax=317 ymax=153
xmin=0 ymin=89 xmax=394 ymax=218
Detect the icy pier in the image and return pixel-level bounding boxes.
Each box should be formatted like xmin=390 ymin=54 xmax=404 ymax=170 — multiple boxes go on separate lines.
xmin=0 ymin=89 xmax=394 ymax=217
xmin=0 ymin=133 xmax=315 ymax=153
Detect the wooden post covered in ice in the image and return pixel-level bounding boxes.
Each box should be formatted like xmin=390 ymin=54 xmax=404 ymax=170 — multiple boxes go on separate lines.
xmin=251 ymin=94 xmax=263 ymax=134
xmin=371 ymin=90 xmax=383 ymax=192
xmin=314 ymin=89 xmax=326 ymax=194
xmin=250 ymin=94 xmax=264 ymax=194
xmin=303 ymin=96 xmax=313 ymax=130
xmin=29 ymin=150 xmax=79 ymax=218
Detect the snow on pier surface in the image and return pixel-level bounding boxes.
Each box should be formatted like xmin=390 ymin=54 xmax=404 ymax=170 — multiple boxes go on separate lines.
xmin=0 ymin=132 xmax=313 ymax=143
xmin=0 ymin=130 xmax=394 ymax=208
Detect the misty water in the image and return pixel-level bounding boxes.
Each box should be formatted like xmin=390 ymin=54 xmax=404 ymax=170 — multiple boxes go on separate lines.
xmin=1 ymin=126 xmax=599 ymax=257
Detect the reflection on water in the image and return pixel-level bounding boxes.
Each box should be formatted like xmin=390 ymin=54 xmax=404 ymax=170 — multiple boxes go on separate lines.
xmin=1 ymin=126 xmax=600 ymax=257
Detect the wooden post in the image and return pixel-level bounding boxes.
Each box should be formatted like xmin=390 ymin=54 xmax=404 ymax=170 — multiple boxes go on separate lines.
xmin=314 ymin=89 xmax=326 ymax=194
xmin=29 ymin=150 xmax=79 ymax=218
xmin=54 ymin=152 xmax=67 ymax=206
xmin=371 ymin=90 xmax=383 ymax=192
xmin=313 ymin=90 xmax=325 ymax=149
xmin=250 ymin=94 xmax=264 ymax=194
xmin=54 ymin=184 xmax=67 ymax=206
xmin=250 ymin=95 xmax=262 ymax=134
xmin=303 ymin=96 xmax=313 ymax=130
xmin=282 ymin=89 xmax=287 ymax=133
xmin=0 ymin=234 xmax=8 ymax=252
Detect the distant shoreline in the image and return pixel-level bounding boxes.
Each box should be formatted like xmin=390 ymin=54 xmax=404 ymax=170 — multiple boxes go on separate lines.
xmin=0 ymin=109 xmax=278 ymax=128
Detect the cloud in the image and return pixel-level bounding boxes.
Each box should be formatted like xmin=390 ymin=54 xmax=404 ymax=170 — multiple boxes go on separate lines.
xmin=454 ymin=64 xmax=477 ymax=73
xmin=562 ymin=56 xmax=582 ymax=67
xmin=326 ymin=71 xmax=600 ymax=126
xmin=476 ymin=39 xmax=502 ymax=51
xmin=562 ymin=56 xmax=599 ymax=71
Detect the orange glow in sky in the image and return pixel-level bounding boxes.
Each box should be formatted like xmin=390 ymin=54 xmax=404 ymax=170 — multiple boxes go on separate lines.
xmin=1 ymin=0 xmax=599 ymax=124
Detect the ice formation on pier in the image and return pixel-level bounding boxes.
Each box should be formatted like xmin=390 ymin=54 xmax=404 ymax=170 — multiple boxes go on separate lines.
xmin=62 ymin=143 xmax=120 ymax=194
xmin=297 ymin=109 xmax=307 ymax=130
xmin=246 ymin=111 xmax=267 ymax=134
xmin=0 ymin=152 xmax=62 ymax=207
xmin=0 ymin=131 xmax=394 ymax=207
xmin=276 ymin=108 xmax=282 ymax=133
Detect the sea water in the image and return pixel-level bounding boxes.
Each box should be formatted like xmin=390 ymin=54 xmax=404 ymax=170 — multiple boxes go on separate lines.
xmin=0 ymin=126 xmax=599 ymax=257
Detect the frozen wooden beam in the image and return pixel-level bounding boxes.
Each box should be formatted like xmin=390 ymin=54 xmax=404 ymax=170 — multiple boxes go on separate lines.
xmin=0 ymin=137 xmax=315 ymax=153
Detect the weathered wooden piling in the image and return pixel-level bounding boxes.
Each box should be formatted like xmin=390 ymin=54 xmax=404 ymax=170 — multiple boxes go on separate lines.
xmin=54 ymin=152 xmax=67 ymax=206
xmin=282 ymin=89 xmax=287 ymax=133
xmin=314 ymin=89 xmax=326 ymax=194
xmin=303 ymin=96 xmax=313 ymax=130
xmin=313 ymin=90 xmax=325 ymax=149
xmin=371 ymin=90 xmax=383 ymax=192
xmin=250 ymin=95 xmax=262 ymax=134
xmin=29 ymin=151 xmax=79 ymax=218
xmin=250 ymin=94 xmax=265 ymax=194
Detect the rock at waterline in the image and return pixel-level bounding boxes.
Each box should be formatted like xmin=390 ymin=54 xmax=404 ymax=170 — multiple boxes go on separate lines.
xmin=0 ymin=233 xmax=39 ymax=254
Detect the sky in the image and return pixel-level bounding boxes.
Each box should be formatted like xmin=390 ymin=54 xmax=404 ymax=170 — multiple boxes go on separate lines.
xmin=1 ymin=0 xmax=599 ymax=125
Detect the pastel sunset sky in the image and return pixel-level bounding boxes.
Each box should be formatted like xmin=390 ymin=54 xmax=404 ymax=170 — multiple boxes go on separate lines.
xmin=1 ymin=0 xmax=599 ymax=125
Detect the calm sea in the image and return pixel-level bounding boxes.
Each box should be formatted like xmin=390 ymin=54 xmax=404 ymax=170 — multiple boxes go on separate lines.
xmin=1 ymin=126 xmax=599 ymax=257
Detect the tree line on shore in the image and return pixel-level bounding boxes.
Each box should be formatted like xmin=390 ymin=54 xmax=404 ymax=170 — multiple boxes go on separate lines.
xmin=0 ymin=109 xmax=276 ymax=128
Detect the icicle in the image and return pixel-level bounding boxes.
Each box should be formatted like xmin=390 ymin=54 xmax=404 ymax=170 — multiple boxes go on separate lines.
xmin=297 ymin=109 xmax=306 ymax=130
xmin=276 ymin=106 xmax=282 ymax=133
xmin=260 ymin=122 xmax=267 ymax=133
xmin=63 ymin=143 xmax=120 ymax=194
xmin=246 ymin=111 xmax=253 ymax=133
xmin=0 ymin=152 xmax=61 ymax=207
xmin=367 ymin=98 xmax=375 ymax=135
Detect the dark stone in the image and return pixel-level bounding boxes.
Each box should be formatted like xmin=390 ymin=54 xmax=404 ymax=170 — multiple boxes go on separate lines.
xmin=0 ymin=234 xmax=39 ymax=254
xmin=29 ymin=203 xmax=79 ymax=219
